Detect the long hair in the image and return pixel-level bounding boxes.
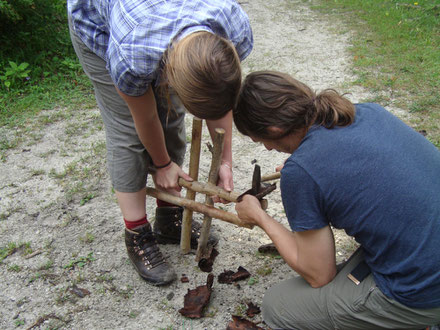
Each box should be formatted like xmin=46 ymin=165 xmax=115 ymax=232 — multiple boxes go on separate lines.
xmin=233 ymin=71 xmax=355 ymax=139
xmin=162 ymin=31 xmax=242 ymax=120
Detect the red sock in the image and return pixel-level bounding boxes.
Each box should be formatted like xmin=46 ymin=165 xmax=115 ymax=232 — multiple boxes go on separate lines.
xmin=124 ymin=216 xmax=148 ymax=230
xmin=156 ymin=199 xmax=177 ymax=208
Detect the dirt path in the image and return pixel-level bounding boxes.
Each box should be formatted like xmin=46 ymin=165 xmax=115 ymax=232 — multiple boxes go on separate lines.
xmin=1 ymin=1 xmax=378 ymax=329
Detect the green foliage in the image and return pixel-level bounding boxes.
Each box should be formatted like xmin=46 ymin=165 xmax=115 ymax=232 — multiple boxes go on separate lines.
xmin=247 ymin=276 xmax=259 ymax=286
xmin=314 ymin=0 xmax=440 ymax=148
xmin=0 ymin=241 xmax=32 ymax=262
xmin=80 ymin=193 xmax=96 ymax=206
xmin=0 ymin=0 xmax=93 ymax=127
xmin=0 ymin=61 xmax=31 ymax=90
xmin=14 ymin=318 xmax=25 ymax=327
xmin=63 ymin=252 xmax=96 ymax=269
xmin=0 ymin=0 xmax=72 ymax=67
xmin=0 ymin=242 xmax=18 ymax=262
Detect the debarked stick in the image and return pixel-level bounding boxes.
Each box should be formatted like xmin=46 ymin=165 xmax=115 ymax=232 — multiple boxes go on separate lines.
xmin=146 ymin=187 xmax=253 ymax=229
xmin=181 ymin=117 xmax=203 ymax=254
xmin=261 ymin=171 xmax=281 ymax=182
xmin=178 ymin=178 xmax=240 ymax=202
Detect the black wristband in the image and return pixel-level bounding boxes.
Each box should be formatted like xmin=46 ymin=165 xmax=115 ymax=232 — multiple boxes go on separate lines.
xmin=154 ymin=159 xmax=172 ymax=169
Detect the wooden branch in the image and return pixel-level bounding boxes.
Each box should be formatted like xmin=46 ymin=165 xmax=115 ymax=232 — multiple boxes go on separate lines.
xmin=179 ymin=178 xmax=240 ymax=202
xmin=261 ymin=171 xmax=281 ymax=182
xmin=196 ymin=128 xmax=225 ymax=261
xmin=181 ymin=118 xmax=203 ymax=254
xmin=145 ymin=187 xmax=252 ymax=229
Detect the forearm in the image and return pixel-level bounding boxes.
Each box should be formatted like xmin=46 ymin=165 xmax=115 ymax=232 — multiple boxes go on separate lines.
xmin=134 ymin=111 xmax=170 ymax=166
xmin=242 ymin=203 xmax=336 ymax=287
xmin=117 ymin=86 xmax=170 ymax=167
xmin=206 ymin=111 xmax=233 ymax=165
xmin=256 ymin=213 xmax=300 ymax=270
xmin=262 ymin=217 xmax=336 ymax=287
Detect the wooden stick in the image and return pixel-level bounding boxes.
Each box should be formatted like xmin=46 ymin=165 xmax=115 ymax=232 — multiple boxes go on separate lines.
xmin=261 ymin=171 xmax=281 ymax=182
xmin=181 ymin=118 xmax=203 ymax=254
xmin=180 ymin=178 xmax=269 ymax=210
xmin=196 ymin=128 xmax=225 ymax=261
xmin=178 ymin=178 xmax=240 ymax=202
xmin=145 ymin=187 xmax=252 ymax=229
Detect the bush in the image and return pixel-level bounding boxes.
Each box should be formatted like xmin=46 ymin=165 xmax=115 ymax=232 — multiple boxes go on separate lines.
xmin=0 ymin=0 xmax=75 ymax=90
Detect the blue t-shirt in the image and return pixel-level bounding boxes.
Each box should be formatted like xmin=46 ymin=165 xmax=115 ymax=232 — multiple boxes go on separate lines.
xmin=281 ymin=103 xmax=440 ymax=308
xmin=67 ymin=0 xmax=253 ymax=96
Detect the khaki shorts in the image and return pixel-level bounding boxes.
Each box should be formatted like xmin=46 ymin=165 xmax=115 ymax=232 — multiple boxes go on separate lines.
xmin=68 ymin=17 xmax=186 ymax=192
xmin=262 ymin=249 xmax=440 ymax=330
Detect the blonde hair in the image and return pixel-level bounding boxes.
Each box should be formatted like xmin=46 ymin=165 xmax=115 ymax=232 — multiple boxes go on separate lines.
xmin=234 ymin=71 xmax=355 ymax=139
xmin=163 ymin=31 xmax=242 ymax=120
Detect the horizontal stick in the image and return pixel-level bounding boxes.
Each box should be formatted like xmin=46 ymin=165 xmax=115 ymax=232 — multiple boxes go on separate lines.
xmin=178 ymin=178 xmax=240 ymax=202
xmin=146 ymin=187 xmax=253 ymax=229
xmin=261 ymin=172 xmax=281 ymax=182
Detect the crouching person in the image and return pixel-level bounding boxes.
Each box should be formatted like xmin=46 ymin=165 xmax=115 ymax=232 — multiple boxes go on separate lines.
xmin=233 ymin=71 xmax=440 ymax=329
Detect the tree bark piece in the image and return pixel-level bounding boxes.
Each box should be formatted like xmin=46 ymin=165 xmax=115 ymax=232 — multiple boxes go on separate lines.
xmin=181 ymin=118 xmax=203 ymax=254
xmin=196 ymin=128 xmax=225 ymax=261
xmin=145 ymin=188 xmax=252 ymax=229
xmin=178 ymin=178 xmax=240 ymax=202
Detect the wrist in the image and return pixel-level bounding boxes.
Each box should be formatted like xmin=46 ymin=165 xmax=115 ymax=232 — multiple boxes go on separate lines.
xmin=221 ymin=160 xmax=232 ymax=169
xmin=154 ymin=159 xmax=172 ymax=169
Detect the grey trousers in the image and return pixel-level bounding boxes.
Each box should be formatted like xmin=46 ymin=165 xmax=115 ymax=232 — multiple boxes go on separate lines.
xmin=68 ymin=18 xmax=186 ymax=192
xmin=262 ymin=249 xmax=440 ymax=330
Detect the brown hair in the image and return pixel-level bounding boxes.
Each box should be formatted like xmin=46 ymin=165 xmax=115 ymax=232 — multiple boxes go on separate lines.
xmin=233 ymin=71 xmax=355 ymax=139
xmin=163 ymin=31 xmax=242 ymax=120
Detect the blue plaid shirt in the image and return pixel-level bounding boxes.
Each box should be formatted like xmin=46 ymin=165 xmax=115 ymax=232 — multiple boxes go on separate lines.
xmin=67 ymin=0 xmax=253 ymax=96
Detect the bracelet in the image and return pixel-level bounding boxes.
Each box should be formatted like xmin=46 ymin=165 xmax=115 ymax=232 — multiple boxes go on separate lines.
xmin=154 ymin=159 xmax=172 ymax=169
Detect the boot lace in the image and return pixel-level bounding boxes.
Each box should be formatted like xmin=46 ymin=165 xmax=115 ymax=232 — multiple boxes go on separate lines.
xmin=135 ymin=230 xmax=165 ymax=268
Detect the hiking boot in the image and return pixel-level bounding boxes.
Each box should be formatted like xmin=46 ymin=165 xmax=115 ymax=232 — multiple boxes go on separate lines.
xmin=153 ymin=206 xmax=219 ymax=249
xmin=125 ymin=223 xmax=176 ymax=285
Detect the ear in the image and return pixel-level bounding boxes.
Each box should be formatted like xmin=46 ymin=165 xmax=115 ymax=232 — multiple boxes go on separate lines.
xmin=266 ymin=126 xmax=286 ymax=136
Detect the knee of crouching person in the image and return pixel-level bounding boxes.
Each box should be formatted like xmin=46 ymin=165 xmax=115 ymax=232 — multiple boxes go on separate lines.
xmin=262 ymin=287 xmax=281 ymax=328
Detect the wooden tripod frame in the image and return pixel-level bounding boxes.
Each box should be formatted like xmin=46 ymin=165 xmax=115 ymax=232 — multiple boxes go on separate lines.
xmin=145 ymin=118 xmax=252 ymax=261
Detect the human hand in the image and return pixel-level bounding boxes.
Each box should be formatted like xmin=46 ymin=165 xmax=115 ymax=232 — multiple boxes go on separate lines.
xmin=275 ymin=160 xmax=286 ymax=172
xmin=152 ymin=162 xmax=192 ymax=196
xmin=235 ymin=194 xmax=266 ymax=227
xmin=211 ymin=162 xmax=233 ymax=204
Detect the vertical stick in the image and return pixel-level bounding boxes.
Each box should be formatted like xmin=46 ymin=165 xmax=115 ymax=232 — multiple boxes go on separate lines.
xmin=196 ymin=128 xmax=225 ymax=261
xmin=180 ymin=118 xmax=203 ymax=254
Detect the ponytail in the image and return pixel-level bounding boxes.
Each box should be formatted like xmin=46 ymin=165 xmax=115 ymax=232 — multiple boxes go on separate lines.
xmin=313 ymin=89 xmax=355 ymax=128
xmin=234 ymin=71 xmax=355 ymax=139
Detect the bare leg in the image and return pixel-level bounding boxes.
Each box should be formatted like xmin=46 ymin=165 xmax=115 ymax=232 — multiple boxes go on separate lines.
xmin=116 ymin=188 xmax=147 ymax=221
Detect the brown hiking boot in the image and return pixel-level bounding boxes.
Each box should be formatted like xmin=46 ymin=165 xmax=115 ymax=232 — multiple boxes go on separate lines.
xmin=153 ymin=206 xmax=219 ymax=249
xmin=125 ymin=223 xmax=176 ymax=285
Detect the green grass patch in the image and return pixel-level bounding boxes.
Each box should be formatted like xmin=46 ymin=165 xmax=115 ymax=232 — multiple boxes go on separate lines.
xmin=0 ymin=71 xmax=94 ymax=128
xmin=0 ymin=241 xmax=33 ymax=262
xmin=63 ymin=252 xmax=96 ymax=270
xmin=313 ymin=0 xmax=440 ymax=148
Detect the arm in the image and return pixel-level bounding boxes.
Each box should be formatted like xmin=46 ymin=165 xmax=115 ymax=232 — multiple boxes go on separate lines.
xmin=116 ymin=86 xmax=191 ymax=194
xmin=206 ymin=111 xmax=233 ymax=199
xmin=236 ymin=195 xmax=336 ymax=287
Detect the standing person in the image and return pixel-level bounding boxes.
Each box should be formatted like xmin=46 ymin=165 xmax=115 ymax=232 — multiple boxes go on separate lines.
xmin=67 ymin=0 xmax=253 ymax=286
xmin=233 ymin=71 xmax=440 ymax=329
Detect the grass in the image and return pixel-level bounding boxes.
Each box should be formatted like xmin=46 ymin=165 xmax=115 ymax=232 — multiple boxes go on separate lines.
xmin=313 ymin=0 xmax=440 ymax=148
xmin=0 ymin=66 xmax=94 ymax=127
xmin=0 ymin=241 xmax=33 ymax=262
xmin=63 ymin=252 xmax=96 ymax=270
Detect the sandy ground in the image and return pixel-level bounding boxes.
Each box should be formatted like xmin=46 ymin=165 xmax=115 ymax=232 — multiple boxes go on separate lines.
xmin=0 ymin=1 xmax=408 ymax=329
